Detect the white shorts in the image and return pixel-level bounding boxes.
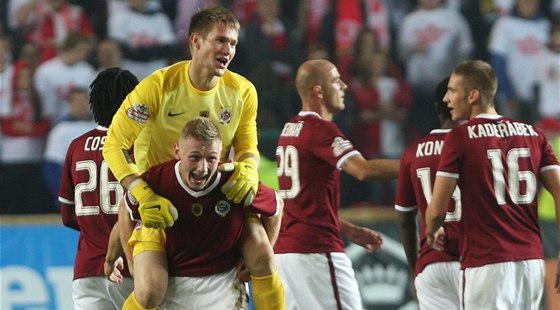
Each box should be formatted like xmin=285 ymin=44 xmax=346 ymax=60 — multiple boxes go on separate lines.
xmin=276 ymin=252 xmax=362 ymax=310
xmin=415 ymin=261 xmax=461 ymax=310
xmin=73 ymin=276 xmax=134 ymax=309
xmin=161 ymin=267 xmax=248 ymax=310
xmin=462 ymin=259 xmax=544 ymax=310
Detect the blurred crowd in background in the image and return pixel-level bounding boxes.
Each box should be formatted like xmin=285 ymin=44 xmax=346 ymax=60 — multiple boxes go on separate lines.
xmin=1 ymin=0 xmax=559 ymax=214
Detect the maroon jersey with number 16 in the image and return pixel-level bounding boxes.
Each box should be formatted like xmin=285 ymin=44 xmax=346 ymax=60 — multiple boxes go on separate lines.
xmin=437 ymin=115 xmax=560 ymax=269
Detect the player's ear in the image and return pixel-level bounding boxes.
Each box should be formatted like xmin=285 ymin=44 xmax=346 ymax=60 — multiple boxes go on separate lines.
xmin=468 ymin=88 xmax=479 ymax=105
xmin=313 ymin=85 xmax=323 ymax=99
xmin=190 ymin=32 xmax=200 ymax=50
xmin=174 ymin=143 xmax=180 ymax=160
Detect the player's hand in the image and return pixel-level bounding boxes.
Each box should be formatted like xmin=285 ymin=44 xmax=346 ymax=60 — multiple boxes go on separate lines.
xmin=104 ymin=256 xmax=124 ymax=283
xmin=219 ymin=158 xmax=258 ymax=205
xmin=430 ymin=227 xmax=446 ymax=251
xmin=347 ymin=226 xmax=384 ymax=252
xmin=236 ymin=260 xmax=251 ymax=283
xmin=131 ymin=180 xmax=178 ymax=229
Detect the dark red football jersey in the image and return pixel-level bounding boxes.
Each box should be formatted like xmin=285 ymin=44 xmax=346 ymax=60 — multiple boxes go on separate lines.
xmin=274 ymin=112 xmax=361 ymax=254
xmin=59 ymin=127 xmax=127 ymax=280
xmin=125 ymin=161 xmax=280 ymax=277
xmin=394 ymin=129 xmax=461 ymax=275
xmin=437 ymin=115 xmax=560 ymax=269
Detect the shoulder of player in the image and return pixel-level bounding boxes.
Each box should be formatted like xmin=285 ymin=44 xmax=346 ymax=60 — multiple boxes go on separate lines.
xmin=296 ymin=113 xmax=333 ymax=127
xmin=222 ymin=70 xmax=256 ymax=92
xmin=144 ymin=159 xmax=179 ymax=179
xmin=150 ymin=61 xmax=189 ymax=82
xmin=70 ymin=128 xmax=100 ymax=144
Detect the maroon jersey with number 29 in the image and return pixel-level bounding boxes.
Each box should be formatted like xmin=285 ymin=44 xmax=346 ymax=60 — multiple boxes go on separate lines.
xmin=275 ymin=111 xmax=361 ymax=254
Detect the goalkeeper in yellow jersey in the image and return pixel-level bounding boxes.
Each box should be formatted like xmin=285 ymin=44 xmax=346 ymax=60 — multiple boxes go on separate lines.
xmin=102 ymin=6 xmax=284 ymax=310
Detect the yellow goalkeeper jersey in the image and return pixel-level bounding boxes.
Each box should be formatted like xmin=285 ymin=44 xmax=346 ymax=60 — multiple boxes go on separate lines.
xmin=103 ymin=60 xmax=259 ymax=181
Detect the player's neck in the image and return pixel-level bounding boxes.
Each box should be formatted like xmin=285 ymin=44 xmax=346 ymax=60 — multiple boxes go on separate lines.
xmin=188 ymin=64 xmax=219 ymax=91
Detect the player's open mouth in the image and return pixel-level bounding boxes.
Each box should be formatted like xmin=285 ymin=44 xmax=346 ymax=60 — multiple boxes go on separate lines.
xmin=217 ymin=57 xmax=228 ymax=67
xmin=190 ymin=173 xmax=208 ymax=184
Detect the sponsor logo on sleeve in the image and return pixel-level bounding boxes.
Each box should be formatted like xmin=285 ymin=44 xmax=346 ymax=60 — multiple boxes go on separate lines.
xmin=127 ymin=103 xmax=150 ymax=124
xmin=331 ymin=137 xmax=352 ymax=157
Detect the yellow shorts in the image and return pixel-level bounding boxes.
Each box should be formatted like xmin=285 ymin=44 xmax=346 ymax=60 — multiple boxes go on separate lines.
xmin=128 ymin=226 xmax=167 ymax=257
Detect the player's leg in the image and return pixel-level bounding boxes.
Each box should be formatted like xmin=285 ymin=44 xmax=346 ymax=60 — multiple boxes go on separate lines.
xmin=123 ymin=227 xmax=168 ymax=310
xmin=414 ymin=262 xmax=461 ymax=310
xmin=540 ymin=219 xmax=560 ymax=310
xmin=72 ymin=277 xmax=118 ymax=309
xmin=162 ymin=268 xmax=249 ymax=310
xmin=241 ymin=215 xmax=285 ymax=310
xmin=543 ymin=259 xmax=560 ymax=310
xmin=105 ymin=277 xmax=134 ymax=309
xmin=463 ymin=259 xmax=544 ymax=309
xmin=276 ymin=252 xmax=362 ymax=310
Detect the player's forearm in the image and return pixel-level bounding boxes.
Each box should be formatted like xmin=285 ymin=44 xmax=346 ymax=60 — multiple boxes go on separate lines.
xmin=237 ymin=152 xmax=260 ymax=167
xmin=103 ymin=143 xmax=139 ymax=183
xmin=338 ymin=218 xmax=355 ymax=239
xmin=426 ymin=176 xmax=456 ymax=234
xmin=398 ymin=211 xmax=419 ymax=273
xmin=118 ymin=198 xmax=135 ymax=269
xmin=106 ymin=223 xmax=124 ymax=264
xmin=121 ymin=174 xmax=142 ymax=190
xmin=366 ymin=159 xmax=400 ymax=180
xmin=102 ymin=111 xmax=141 ymax=182
xmin=233 ymin=91 xmax=259 ymax=164
xmin=345 ymin=156 xmax=400 ymax=181
xmin=259 ymin=193 xmax=284 ymax=246
xmin=260 ymin=214 xmax=281 ymax=246
xmin=426 ymin=205 xmax=446 ymax=235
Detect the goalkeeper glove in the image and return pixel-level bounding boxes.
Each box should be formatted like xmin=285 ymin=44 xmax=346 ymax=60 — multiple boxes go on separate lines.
xmin=219 ymin=158 xmax=258 ymax=205
xmin=130 ymin=179 xmax=178 ymax=229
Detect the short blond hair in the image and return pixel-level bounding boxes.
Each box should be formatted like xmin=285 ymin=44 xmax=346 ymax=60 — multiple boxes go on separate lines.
xmin=180 ymin=117 xmax=222 ymax=143
xmin=452 ymin=60 xmax=497 ymax=105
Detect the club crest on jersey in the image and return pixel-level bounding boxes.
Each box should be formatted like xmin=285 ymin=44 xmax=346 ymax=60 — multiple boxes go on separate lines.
xmin=219 ymin=107 xmax=232 ymax=124
xmin=214 ymin=200 xmax=231 ymax=217
xmin=192 ymin=203 xmax=203 ymax=217
xmin=127 ymin=103 xmax=150 ymax=124
xmin=331 ymin=137 xmax=352 ymax=157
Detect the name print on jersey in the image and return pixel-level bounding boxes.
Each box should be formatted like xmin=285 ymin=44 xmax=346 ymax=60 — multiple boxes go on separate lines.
xmin=280 ymin=121 xmax=304 ymax=137
xmin=84 ymin=136 xmax=106 ymax=151
xmin=468 ymin=121 xmax=539 ymax=139
xmin=416 ymin=140 xmax=443 ymax=157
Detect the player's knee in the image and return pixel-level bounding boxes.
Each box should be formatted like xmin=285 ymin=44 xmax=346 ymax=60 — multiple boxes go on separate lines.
xmin=134 ymin=286 xmax=166 ymax=309
xmin=134 ymin=275 xmax=167 ymax=308
xmin=243 ymin=236 xmax=275 ymax=276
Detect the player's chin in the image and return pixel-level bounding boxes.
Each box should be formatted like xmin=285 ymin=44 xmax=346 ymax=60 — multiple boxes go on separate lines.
xmin=213 ymin=67 xmax=227 ymax=77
